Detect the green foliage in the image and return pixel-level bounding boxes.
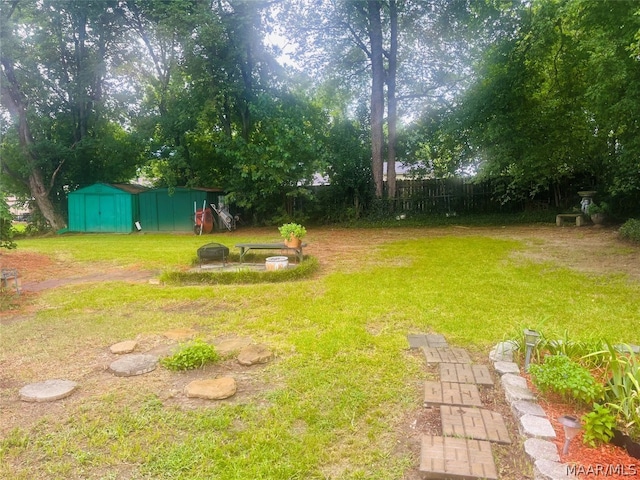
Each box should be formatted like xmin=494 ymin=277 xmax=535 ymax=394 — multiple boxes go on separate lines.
xmin=582 ymin=403 xmax=616 ymax=447
xmin=278 ymin=223 xmax=307 ymax=241
xmin=160 ymin=339 xmax=219 ymax=371
xmin=529 ymin=355 xmax=604 ymax=406
xmin=0 ymin=197 xmax=16 ymax=250
xmin=587 ymin=202 xmax=608 ymax=215
xmin=619 ymin=219 xmax=640 ymax=244
xmin=600 ymin=343 xmax=640 ymax=438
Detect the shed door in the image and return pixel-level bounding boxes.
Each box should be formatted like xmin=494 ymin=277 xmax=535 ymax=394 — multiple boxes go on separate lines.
xmin=85 ymin=194 xmax=117 ymax=232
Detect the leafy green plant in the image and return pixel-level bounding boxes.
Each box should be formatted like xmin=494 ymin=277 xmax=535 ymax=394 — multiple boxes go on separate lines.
xmin=160 ymin=339 xmax=219 ymax=371
xmin=582 ymin=403 xmax=616 ymax=447
xmin=619 ymin=218 xmax=640 ymax=244
xmin=587 ymin=202 xmax=608 ymax=215
xmin=597 ymin=343 xmax=640 ymax=438
xmin=529 ymin=355 xmax=604 ymax=406
xmin=278 ymin=222 xmax=307 ymax=241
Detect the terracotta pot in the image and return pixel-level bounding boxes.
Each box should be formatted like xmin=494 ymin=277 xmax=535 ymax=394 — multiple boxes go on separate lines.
xmin=284 ymin=237 xmax=302 ymax=248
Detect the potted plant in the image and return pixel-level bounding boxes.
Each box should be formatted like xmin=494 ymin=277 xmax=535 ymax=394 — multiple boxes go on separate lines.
xmin=587 ymin=202 xmax=608 ymax=225
xmin=278 ymin=223 xmax=306 ymax=248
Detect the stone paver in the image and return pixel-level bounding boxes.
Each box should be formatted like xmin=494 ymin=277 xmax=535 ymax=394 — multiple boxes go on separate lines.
xmin=19 ymin=379 xmax=78 ymax=402
xmin=426 ymin=334 xmax=448 ymax=348
xmin=441 ymin=406 xmax=511 ymax=444
xmin=422 ymin=346 xmax=471 ymax=364
xmin=184 ymin=377 xmax=237 ymax=400
xmin=109 ymin=353 xmax=158 ymax=377
xmin=407 ymin=334 xmax=429 ymax=349
xmin=110 ymin=340 xmax=137 ymax=354
xmin=494 ymin=361 xmax=520 ymax=375
xmin=519 ymin=414 xmax=556 ymax=439
xmin=440 ymin=363 xmax=493 ymax=385
xmin=237 ymin=344 xmax=273 ymax=366
xmin=420 ymin=435 xmax=497 ymax=480
xmin=424 ymin=381 xmax=482 ymax=407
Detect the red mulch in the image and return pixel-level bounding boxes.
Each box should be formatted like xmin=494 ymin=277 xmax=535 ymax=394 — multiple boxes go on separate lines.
xmin=525 ymin=375 xmax=640 ymax=479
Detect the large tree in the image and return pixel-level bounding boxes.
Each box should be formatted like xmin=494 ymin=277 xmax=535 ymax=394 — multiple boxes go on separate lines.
xmin=1 ymin=0 xmax=142 ymax=230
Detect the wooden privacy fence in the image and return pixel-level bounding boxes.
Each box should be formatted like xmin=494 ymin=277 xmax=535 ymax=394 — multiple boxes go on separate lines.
xmin=389 ymin=178 xmax=511 ymax=214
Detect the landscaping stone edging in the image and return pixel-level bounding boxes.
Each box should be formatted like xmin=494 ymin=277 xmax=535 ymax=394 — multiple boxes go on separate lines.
xmin=489 ymin=342 xmax=573 ymax=480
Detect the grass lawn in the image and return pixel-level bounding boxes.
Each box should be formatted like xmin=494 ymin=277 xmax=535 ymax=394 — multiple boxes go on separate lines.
xmin=1 ymin=226 xmax=639 ymax=479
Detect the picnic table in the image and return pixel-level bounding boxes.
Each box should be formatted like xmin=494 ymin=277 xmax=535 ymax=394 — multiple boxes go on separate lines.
xmin=235 ymin=243 xmax=306 ymax=264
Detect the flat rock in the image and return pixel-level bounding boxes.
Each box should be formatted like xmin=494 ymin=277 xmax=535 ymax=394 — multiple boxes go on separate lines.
xmin=109 ymin=354 xmax=158 ymax=377
xmin=534 ymin=459 xmax=573 ymax=480
xmin=524 ymin=438 xmax=560 ymax=463
xmin=19 ymin=379 xmax=78 ymax=402
xmin=520 ymin=414 xmax=556 ymax=439
xmin=109 ymin=340 xmax=137 ymax=354
xmin=162 ymin=328 xmax=197 ymax=341
xmin=184 ymin=377 xmax=237 ymax=400
xmin=501 ymin=373 xmax=527 ymax=389
xmin=237 ymin=344 xmax=273 ymax=366
xmin=494 ymin=361 xmax=520 ymax=375
xmin=215 ymin=337 xmax=253 ymax=356
xmin=489 ymin=341 xmax=518 ymax=362
xmin=503 ymin=382 xmax=537 ymax=403
xmin=512 ymin=400 xmax=547 ymax=418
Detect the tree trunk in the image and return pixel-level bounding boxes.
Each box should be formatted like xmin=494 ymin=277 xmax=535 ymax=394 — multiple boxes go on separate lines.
xmin=368 ymin=0 xmax=385 ymax=199
xmin=1 ymin=54 xmax=66 ymax=230
xmin=386 ymin=0 xmax=398 ymax=203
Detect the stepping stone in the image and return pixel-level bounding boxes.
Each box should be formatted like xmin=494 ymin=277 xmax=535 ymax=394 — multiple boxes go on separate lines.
xmin=184 ymin=377 xmax=237 ymax=400
xmin=440 ymin=363 xmax=493 ymax=385
xmin=237 ymin=344 xmax=273 ymax=366
xmin=407 ymin=334 xmax=429 ymax=349
xmin=426 ymin=334 xmax=448 ymax=348
xmin=109 ymin=354 xmax=158 ymax=377
xmin=441 ymin=406 xmax=511 ymax=444
xmin=420 ymin=435 xmax=497 ymax=480
xmin=19 ymin=379 xmax=78 ymax=403
xmin=110 ymin=340 xmax=137 ymax=354
xmin=422 ymin=346 xmax=471 ymax=364
xmin=424 ymin=381 xmax=482 ymax=407
xmin=214 ymin=337 xmax=252 ymax=356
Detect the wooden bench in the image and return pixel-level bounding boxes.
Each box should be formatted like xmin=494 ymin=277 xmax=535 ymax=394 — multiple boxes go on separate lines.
xmin=235 ymin=243 xmax=306 ymax=263
xmin=556 ymin=213 xmax=585 ymax=227
xmin=1 ymin=268 xmax=20 ymax=295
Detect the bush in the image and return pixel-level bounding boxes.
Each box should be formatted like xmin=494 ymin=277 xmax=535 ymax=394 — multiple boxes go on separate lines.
xmin=160 ymin=339 xmax=219 ymax=371
xmin=529 ymin=354 xmax=604 ymax=406
xmin=619 ymin=219 xmax=640 ymax=244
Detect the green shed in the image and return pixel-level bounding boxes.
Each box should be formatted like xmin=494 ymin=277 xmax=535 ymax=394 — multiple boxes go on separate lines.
xmin=68 ymin=183 xmax=147 ymax=233
xmin=138 ymin=187 xmax=224 ymax=232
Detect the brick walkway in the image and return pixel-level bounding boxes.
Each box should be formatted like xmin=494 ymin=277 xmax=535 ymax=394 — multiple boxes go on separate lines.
xmin=411 ymin=333 xmax=510 ymax=480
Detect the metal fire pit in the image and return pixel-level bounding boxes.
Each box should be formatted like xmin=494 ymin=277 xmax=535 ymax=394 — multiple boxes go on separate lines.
xmin=197 ymin=243 xmax=229 ymax=266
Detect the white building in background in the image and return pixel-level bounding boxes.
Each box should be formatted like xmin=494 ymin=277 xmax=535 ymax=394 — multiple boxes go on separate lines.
xmin=6 ymin=196 xmax=31 ymax=220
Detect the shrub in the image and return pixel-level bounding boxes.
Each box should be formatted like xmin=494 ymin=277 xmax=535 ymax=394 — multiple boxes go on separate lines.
xmin=619 ymin=219 xmax=640 ymax=244
xmin=529 ymin=354 xmax=604 ymax=406
xmin=160 ymin=339 xmax=219 ymax=371
xmin=582 ymin=403 xmax=616 ymax=447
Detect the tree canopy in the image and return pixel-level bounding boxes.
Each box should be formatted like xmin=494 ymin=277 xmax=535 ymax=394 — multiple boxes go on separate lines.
xmin=2 ymin=0 xmax=639 ymax=227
